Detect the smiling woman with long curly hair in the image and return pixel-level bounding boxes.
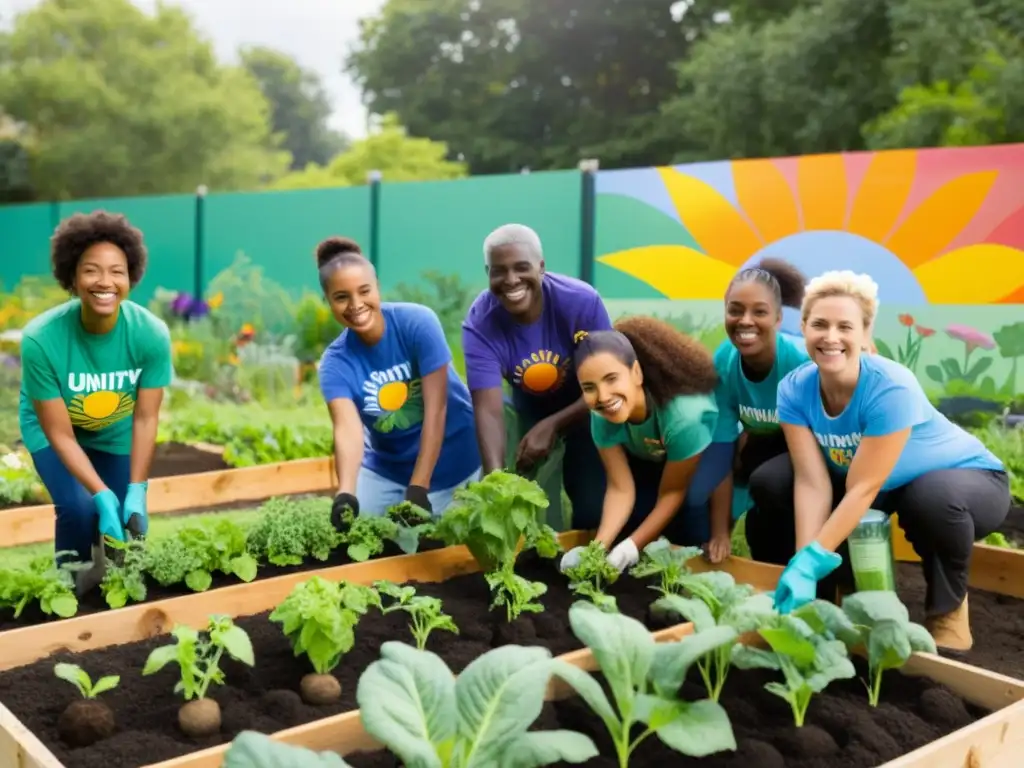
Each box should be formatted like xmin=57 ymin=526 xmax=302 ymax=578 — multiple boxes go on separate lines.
xmin=556 ymin=315 xmax=733 ymax=574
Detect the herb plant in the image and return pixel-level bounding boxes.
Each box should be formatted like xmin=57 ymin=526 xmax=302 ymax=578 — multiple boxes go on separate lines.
xmin=564 ymin=540 xmax=621 ymax=612
xmin=99 ymin=539 xmax=148 ymax=609
xmin=144 ymin=519 xmax=258 ymax=592
xmin=245 ymin=497 xmax=341 ymax=566
xmin=335 ymin=507 xmax=397 ymax=562
xmin=629 ymin=538 xmax=702 ymax=597
xmin=54 ymin=663 xmax=120 ymax=699
xmin=484 ymin=561 xmax=548 ymax=622
xmin=375 ymin=581 xmax=458 ymax=650
xmin=385 ymin=501 xmax=436 ymax=554
xmin=357 ymin=641 xmax=598 ymax=767
xmin=551 ymin=601 xmax=738 ymax=767
xmin=0 ymin=556 xmax=78 ymax=619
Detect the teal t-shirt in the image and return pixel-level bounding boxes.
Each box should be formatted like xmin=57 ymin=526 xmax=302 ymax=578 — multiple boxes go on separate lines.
xmin=18 ymin=299 xmax=174 ymax=455
xmin=711 ymin=332 xmax=810 ymax=443
xmin=591 ymin=391 xmax=719 ymax=463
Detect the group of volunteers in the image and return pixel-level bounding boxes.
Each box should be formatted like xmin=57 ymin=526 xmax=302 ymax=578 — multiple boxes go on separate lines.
xmin=19 ymin=211 xmax=1011 ymax=654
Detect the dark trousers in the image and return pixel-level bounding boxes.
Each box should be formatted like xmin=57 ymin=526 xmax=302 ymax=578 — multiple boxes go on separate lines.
xmin=30 ymin=445 xmax=129 ymax=564
xmin=746 ymin=453 xmax=1011 ymax=616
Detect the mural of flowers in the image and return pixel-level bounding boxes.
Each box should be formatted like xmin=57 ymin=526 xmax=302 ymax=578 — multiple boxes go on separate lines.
xmin=926 ymin=324 xmax=996 ymax=389
xmin=874 ymin=314 xmax=934 ymax=372
xmin=992 ymin=322 xmax=1024 ymax=396
xmin=596 ymin=145 xmax=1024 ymax=305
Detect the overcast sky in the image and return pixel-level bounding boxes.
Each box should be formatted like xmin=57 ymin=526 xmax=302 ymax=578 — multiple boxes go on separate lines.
xmin=1 ymin=0 xmax=386 ymax=138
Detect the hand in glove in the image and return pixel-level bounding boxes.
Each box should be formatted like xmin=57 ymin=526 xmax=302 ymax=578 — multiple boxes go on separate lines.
xmin=94 ymin=489 xmax=124 ymax=543
xmin=773 ymin=541 xmax=842 ymax=614
xmin=331 ymin=492 xmax=359 ymax=531
xmin=404 ymin=484 xmax=432 ymax=514
xmin=123 ymin=481 xmax=149 ymax=538
xmin=558 ymin=545 xmax=587 ymax=573
xmin=607 ymin=538 xmax=640 ymax=572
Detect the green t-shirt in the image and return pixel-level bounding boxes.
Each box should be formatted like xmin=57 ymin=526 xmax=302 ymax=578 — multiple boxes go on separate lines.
xmin=18 ymin=299 xmax=174 ymax=455
xmin=591 ymin=391 xmax=719 ymax=463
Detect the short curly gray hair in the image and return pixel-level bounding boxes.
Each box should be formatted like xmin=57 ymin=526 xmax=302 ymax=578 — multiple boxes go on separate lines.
xmin=483 ymin=223 xmax=543 ymax=264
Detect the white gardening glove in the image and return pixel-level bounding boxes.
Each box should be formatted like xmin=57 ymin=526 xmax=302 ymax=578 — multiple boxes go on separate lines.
xmin=559 ymin=545 xmax=587 ymax=573
xmin=607 ymin=538 xmax=640 ymax=572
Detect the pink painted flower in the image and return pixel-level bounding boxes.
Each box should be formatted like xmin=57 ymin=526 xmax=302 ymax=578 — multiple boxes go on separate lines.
xmin=946 ymin=324 xmax=995 ymax=353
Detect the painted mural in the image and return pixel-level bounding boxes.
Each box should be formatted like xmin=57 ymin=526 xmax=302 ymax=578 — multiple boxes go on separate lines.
xmin=594 ymin=144 xmax=1024 ymax=409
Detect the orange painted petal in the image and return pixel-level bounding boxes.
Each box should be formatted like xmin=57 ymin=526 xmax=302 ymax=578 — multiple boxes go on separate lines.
xmin=658 ymin=167 xmax=762 ymax=266
xmin=846 ymin=150 xmax=917 ymax=242
xmin=913 ymin=243 xmax=1024 ymax=304
xmin=995 ymin=284 xmax=1024 ymax=304
xmin=887 ymin=171 xmax=999 ymax=269
xmin=732 ymin=159 xmax=800 ymax=243
xmin=796 ymin=154 xmax=848 ymax=230
xmin=598 ymin=245 xmax=739 ymax=299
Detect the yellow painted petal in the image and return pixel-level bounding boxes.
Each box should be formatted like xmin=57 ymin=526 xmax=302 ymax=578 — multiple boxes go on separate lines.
xmin=846 ymin=150 xmax=916 ymax=242
xmin=796 ymin=154 xmax=848 ymax=230
xmin=732 ymin=159 xmax=800 ymax=243
xmin=887 ymin=171 xmax=999 ymax=269
xmin=658 ymin=167 xmax=762 ymax=266
xmin=913 ymin=243 xmax=1024 ymax=304
xmin=598 ymin=245 xmax=739 ymax=299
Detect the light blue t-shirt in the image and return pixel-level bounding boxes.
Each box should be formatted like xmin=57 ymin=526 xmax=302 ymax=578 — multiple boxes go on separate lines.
xmin=319 ymin=302 xmax=481 ymax=490
xmin=712 ymin=332 xmax=810 ymax=443
xmin=777 ymin=354 xmax=1003 ymax=490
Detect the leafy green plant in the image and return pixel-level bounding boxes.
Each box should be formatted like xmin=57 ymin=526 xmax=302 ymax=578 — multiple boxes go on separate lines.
xmin=731 ymin=611 xmax=856 ymax=727
xmin=795 ymin=592 xmax=937 ymax=706
xmin=375 ymin=581 xmax=458 ymax=649
xmin=100 ymin=538 xmax=148 ymax=609
xmin=0 ymin=556 xmax=78 ymax=618
xmin=564 ymin=540 xmax=621 ymax=612
xmin=143 ymin=615 xmax=255 ymax=701
xmin=629 ymin=538 xmax=702 ymax=597
xmin=245 ymin=497 xmax=341 ymax=566
xmin=335 ymin=507 xmax=397 ymax=562
xmin=144 ymin=519 xmax=258 ymax=592
xmin=385 ymin=500 xmax=436 ymax=554
xmin=224 ymin=731 xmax=353 ymax=767
xmin=357 ymin=641 xmax=598 ymax=767
xmin=484 ymin=560 xmax=547 ymax=622
xmin=54 ymin=663 xmax=120 ymax=699
xmin=551 ymin=601 xmax=738 ymax=767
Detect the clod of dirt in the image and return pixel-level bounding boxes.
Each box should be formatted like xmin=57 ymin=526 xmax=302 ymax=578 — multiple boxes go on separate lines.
xmin=734 ymin=738 xmax=785 ymax=768
xmin=178 ymin=698 xmax=221 ymax=737
xmin=774 ymin=724 xmax=839 ymax=757
xmin=919 ymin=686 xmax=972 ymax=729
xmin=260 ymin=689 xmax=305 ymax=725
xmin=300 ymin=673 xmax=342 ymax=705
xmin=57 ymin=700 xmax=115 ymax=747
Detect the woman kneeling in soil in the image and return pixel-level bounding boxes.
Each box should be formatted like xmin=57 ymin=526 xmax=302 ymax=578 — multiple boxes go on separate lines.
xmin=751 ymin=270 xmax=1010 ymax=651
xmin=707 ymin=258 xmax=809 ymax=563
xmin=316 ymin=237 xmax=482 ymax=525
xmin=559 ymin=318 xmax=730 ymax=573
xmin=19 ymin=211 xmax=172 ymax=571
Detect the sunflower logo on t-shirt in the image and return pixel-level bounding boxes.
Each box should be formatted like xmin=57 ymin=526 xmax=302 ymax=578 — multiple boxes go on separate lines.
xmin=361 ymin=362 xmax=425 ymax=434
xmin=68 ymin=390 xmax=136 ymax=431
xmin=513 ymin=349 xmax=570 ymax=395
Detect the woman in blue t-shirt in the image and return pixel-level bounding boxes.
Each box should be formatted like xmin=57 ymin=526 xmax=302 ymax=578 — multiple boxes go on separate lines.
xmin=709 ymin=258 xmax=809 ymax=563
xmin=750 ymin=270 xmax=1009 ymax=652
xmin=315 ymin=237 xmax=482 ymax=525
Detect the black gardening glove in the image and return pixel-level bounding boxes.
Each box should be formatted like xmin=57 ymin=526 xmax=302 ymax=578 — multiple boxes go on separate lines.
xmin=404 ymin=484 xmax=432 ymax=514
xmin=331 ymin=492 xmax=359 ymax=532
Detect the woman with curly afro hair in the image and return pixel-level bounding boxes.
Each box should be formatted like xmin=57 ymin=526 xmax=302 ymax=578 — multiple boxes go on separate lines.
xmin=558 ymin=316 xmax=732 ymax=574
xmin=19 ymin=211 xmax=172 ymax=576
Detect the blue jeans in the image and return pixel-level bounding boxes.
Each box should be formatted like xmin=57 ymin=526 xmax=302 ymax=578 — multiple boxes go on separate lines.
xmin=30 ymin=445 xmax=130 ymax=564
xmin=356 ymin=466 xmax=482 ymax=518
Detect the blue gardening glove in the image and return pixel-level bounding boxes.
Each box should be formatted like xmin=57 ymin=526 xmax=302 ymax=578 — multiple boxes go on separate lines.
xmin=123 ymin=481 xmax=149 ymax=537
xmin=773 ymin=541 xmax=842 ymax=614
xmin=93 ymin=489 xmax=125 ymax=543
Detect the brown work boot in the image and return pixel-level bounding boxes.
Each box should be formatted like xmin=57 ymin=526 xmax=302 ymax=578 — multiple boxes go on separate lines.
xmin=926 ymin=595 xmax=973 ymax=652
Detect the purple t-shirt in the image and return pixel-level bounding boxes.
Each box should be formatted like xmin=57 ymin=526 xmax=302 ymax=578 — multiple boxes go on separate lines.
xmin=461 ymin=273 xmax=613 ymax=416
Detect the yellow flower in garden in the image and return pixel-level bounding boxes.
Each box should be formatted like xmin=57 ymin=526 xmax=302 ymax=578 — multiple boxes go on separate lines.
xmin=207 ymin=292 xmax=224 ymax=310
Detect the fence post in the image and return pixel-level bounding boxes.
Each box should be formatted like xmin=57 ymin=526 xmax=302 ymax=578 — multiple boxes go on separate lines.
xmin=193 ymin=184 xmax=207 ymax=299
xmin=578 ymin=158 xmax=599 ymax=286
xmin=367 ymin=170 xmax=382 ymax=273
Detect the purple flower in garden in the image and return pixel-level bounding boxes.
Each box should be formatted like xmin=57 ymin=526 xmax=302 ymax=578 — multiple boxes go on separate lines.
xmin=0 ymin=354 xmax=18 ymax=369
xmin=946 ymin=325 xmax=995 ymax=354
xmin=170 ymin=292 xmax=210 ymax=321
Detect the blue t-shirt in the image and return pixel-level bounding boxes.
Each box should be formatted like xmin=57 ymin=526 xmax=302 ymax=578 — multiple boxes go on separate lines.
xmin=777 ymin=354 xmax=1003 ymax=490
xmin=712 ymin=332 xmax=810 ymax=443
xmin=318 ymin=302 xmax=481 ymax=490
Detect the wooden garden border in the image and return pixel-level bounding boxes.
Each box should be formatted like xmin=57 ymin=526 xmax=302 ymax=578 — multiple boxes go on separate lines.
xmin=0 ymin=457 xmax=337 ymax=548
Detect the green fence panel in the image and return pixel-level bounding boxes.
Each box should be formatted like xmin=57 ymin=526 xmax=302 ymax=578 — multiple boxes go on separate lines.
xmin=376 ymin=170 xmax=582 ymax=294
xmin=57 ymin=195 xmax=196 ymax=305
xmin=0 ymin=202 xmax=55 ymax=291
xmin=202 ymin=187 xmax=371 ymax=299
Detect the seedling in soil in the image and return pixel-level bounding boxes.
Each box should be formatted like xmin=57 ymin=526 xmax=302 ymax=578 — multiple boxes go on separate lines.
xmin=795 ymin=591 xmax=937 ymax=707
xmin=732 ymin=612 xmax=855 ymax=727
xmin=385 ymin=500 xmax=436 ymax=554
xmin=100 ymin=538 xmax=148 ymax=609
xmin=564 ymin=540 xmax=620 ymax=612
xmin=485 ymin=559 xmax=547 ymax=622
xmin=225 ymin=731 xmax=353 ymax=767
xmin=551 ymin=601 xmax=738 ymax=767
xmin=143 ymin=615 xmax=255 ymax=737
xmin=357 ymin=641 xmax=598 ymax=767
xmin=375 ymin=581 xmax=458 ymax=650
xmin=54 ymin=663 xmax=119 ymax=747
xmin=270 ymin=577 xmax=380 ymax=704
xmin=629 ymin=537 xmax=703 ymax=597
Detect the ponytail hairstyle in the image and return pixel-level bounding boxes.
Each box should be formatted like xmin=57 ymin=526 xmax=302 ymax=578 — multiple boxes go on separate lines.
xmin=727 ymin=257 xmax=806 ymax=311
xmin=574 ymin=316 xmax=718 ymax=406
xmin=315 ymin=236 xmax=374 ymax=291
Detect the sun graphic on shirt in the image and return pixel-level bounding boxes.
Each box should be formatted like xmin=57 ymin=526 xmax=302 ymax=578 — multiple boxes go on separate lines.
xmin=68 ymin=391 xmax=135 ymax=431
xmin=513 ymin=350 xmax=571 ymax=394
xmin=362 ymin=373 xmax=424 ymax=434
xmin=377 ymin=381 xmax=409 ymax=411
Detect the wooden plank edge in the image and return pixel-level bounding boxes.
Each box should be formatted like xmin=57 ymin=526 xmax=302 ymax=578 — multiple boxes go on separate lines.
xmin=0 ymin=700 xmax=64 ymax=768
xmin=0 ymin=530 xmax=593 ymax=671
xmin=0 ymin=458 xmax=336 ymax=547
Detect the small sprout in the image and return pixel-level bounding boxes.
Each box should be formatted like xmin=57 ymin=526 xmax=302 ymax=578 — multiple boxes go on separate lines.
xmin=54 ymin=663 xmax=120 ymax=699
xmin=485 ymin=561 xmax=547 ymax=622
xmin=54 ymin=664 xmax=118 ymax=747
xmin=629 ymin=537 xmax=703 ymax=596
xmin=564 ymin=540 xmax=620 ymax=612
xmin=375 ymin=581 xmax=459 ymax=650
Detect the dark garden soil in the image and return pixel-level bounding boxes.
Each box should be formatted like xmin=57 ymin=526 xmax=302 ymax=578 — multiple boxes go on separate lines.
xmin=148 ymin=441 xmax=229 ymax=477
xmin=0 ymin=552 xmax=663 ymax=768
xmin=345 ymin=658 xmax=988 ymax=768
xmin=895 ymin=561 xmax=1024 ymax=681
